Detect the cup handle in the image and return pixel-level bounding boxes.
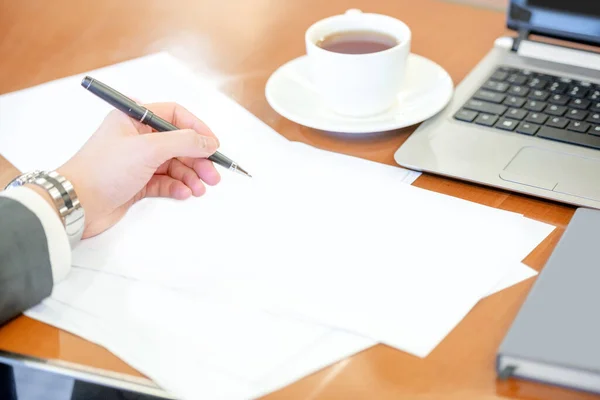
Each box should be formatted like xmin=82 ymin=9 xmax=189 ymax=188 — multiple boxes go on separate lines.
xmin=345 ymin=9 xmax=362 ymax=16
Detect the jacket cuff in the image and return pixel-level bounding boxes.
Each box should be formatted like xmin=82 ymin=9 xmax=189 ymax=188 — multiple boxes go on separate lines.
xmin=0 ymin=186 xmax=71 ymax=283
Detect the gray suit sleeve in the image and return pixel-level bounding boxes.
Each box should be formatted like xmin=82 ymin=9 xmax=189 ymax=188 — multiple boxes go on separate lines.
xmin=0 ymin=197 xmax=53 ymax=326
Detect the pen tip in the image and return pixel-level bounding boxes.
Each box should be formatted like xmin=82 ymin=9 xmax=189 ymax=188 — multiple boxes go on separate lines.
xmin=234 ymin=165 xmax=252 ymax=178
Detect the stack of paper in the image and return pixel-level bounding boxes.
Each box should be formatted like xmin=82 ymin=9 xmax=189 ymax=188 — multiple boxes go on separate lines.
xmin=0 ymin=53 xmax=555 ymax=399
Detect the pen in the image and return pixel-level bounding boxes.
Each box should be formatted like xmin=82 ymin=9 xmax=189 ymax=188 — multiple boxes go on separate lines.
xmin=81 ymin=76 xmax=251 ymax=178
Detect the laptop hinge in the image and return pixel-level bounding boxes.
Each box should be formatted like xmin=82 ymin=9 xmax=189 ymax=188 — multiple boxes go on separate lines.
xmin=516 ymin=40 xmax=600 ymax=71
xmin=511 ymin=29 xmax=529 ymax=52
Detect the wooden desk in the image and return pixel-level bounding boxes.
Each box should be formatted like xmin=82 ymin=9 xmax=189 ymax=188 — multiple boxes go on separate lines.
xmin=0 ymin=0 xmax=594 ymax=398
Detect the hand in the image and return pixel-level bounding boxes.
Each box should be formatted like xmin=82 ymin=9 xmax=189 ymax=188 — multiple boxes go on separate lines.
xmin=57 ymin=102 xmax=221 ymax=238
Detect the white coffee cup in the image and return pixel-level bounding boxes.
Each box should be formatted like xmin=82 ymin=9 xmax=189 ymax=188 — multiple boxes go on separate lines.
xmin=305 ymin=9 xmax=411 ymax=117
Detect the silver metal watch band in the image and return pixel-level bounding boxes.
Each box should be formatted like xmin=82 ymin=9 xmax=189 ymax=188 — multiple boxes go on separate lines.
xmin=10 ymin=171 xmax=85 ymax=248
xmin=44 ymin=171 xmax=85 ymax=239
xmin=35 ymin=173 xmax=85 ymax=246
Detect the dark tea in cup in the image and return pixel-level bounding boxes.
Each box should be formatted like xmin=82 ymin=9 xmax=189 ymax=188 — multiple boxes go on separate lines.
xmin=316 ymin=30 xmax=399 ymax=54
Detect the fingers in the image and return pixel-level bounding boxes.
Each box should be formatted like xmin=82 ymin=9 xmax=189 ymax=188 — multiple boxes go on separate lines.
xmin=177 ymin=157 xmax=221 ymax=186
xmin=165 ymin=159 xmax=206 ymax=196
xmin=191 ymin=158 xmax=221 ymax=186
xmin=145 ymin=129 xmax=219 ymax=164
xmin=132 ymin=102 xmax=223 ymax=186
xmin=142 ymin=102 xmax=219 ymax=142
xmin=157 ymin=157 xmax=220 ymax=189
xmin=144 ymin=175 xmax=192 ymax=200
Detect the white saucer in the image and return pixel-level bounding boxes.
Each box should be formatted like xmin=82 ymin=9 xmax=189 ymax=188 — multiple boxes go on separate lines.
xmin=265 ymin=54 xmax=454 ymax=134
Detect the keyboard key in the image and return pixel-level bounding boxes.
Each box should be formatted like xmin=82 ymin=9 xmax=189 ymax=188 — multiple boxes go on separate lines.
xmin=568 ymin=86 xmax=589 ymax=98
xmin=545 ymin=104 xmax=567 ymax=116
xmin=491 ymin=71 xmax=508 ymax=81
xmin=589 ymin=90 xmax=600 ymax=101
xmin=498 ymin=66 xmax=516 ymax=73
xmin=591 ymin=102 xmax=600 ymax=112
xmin=524 ymin=100 xmax=546 ymax=112
xmin=559 ymin=77 xmax=572 ymax=84
xmin=508 ymin=85 xmax=529 ymax=96
xmin=548 ymin=82 xmax=568 ymax=94
xmin=520 ymin=70 xmax=535 ymax=77
xmin=454 ymin=109 xmax=478 ymax=122
xmin=569 ymin=98 xmax=590 ymax=110
xmin=578 ymin=81 xmax=593 ymax=88
xmin=507 ymin=74 xmax=527 ymax=85
xmin=526 ymin=112 xmax=548 ymax=124
xmin=590 ymin=125 xmax=600 ymax=136
xmin=536 ymin=73 xmax=554 ymax=80
xmin=588 ymin=113 xmax=600 ymax=124
xmin=495 ymin=118 xmax=518 ymax=131
xmin=547 ymin=116 xmax=569 ymax=128
xmin=529 ymin=90 xmax=549 ymax=101
xmin=474 ymin=113 xmax=498 ymax=126
xmin=566 ymin=109 xmax=588 ymax=121
xmin=503 ymin=96 xmax=526 ymax=108
xmin=516 ymin=122 xmax=540 ymax=136
xmin=473 ymin=90 xmax=506 ymax=104
xmin=538 ymin=126 xmax=600 ymax=150
xmin=567 ymin=121 xmax=590 ymax=133
xmin=464 ymin=99 xmax=507 ymax=115
xmin=548 ymin=94 xmax=569 ymax=105
xmin=483 ymin=81 xmax=509 ymax=92
xmin=505 ymin=108 xmax=528 ymax=120
xmin=527 ymin=78 xmax=548 ymax=90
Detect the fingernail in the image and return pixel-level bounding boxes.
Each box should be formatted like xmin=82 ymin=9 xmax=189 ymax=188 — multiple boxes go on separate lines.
xmin=202 ymin=136 xmax=219 ymax=151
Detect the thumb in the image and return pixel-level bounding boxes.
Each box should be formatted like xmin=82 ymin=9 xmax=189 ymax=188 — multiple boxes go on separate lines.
xmin=143 ymin=129 xmax=219 ymax=163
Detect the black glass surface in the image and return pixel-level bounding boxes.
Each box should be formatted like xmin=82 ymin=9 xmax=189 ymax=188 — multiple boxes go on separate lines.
xmin=528 ymin=0 xmax=600 ymax=17
xmin=0 ymin=362 xmax=166 ymax=400
xmin=508 ymin=0 xmax=600 ymax=46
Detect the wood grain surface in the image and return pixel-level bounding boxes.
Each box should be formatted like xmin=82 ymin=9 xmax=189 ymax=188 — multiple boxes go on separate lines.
xmin=0 ymin=0 xmax=593 ymax=398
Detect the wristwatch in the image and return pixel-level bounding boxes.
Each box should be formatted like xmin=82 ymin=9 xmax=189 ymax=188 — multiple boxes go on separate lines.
xmin=5 ymin=170 xmax=85 ymax=247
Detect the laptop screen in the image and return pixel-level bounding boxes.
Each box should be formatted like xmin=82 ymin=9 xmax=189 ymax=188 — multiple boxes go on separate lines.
xmin=527 ymin=1 xmax=600 ymax=17
xmin=508 ymin=0 xmax=600 ymax=46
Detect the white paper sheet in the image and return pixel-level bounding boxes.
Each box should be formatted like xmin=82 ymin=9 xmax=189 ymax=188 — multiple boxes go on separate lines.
xmin=287 ymin=142 xmax=541 ymax=298
xmin=26 ymin=274 xmax=376 ymax=400
xmin=68 ymin=165 xmax=550 ymax=358
xmin=49 ymin=268 xmax=335 ymax=381
xmin=486 ymin=264 xmax=537 ymax=296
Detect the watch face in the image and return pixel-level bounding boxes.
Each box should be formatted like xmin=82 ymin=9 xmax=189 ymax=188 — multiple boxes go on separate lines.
xmin=6 ymin=177 xmax=24 ymax=188
xmin=5 ymin=171 xmax=41 ymax=189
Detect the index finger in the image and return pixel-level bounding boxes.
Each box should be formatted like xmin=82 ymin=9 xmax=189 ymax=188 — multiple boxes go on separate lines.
xmin=142 ymin=102 xmax=218 ymax=140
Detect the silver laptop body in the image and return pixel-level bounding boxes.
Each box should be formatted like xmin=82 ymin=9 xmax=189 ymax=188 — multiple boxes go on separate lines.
xmin=394 ymin=1 xmax=600 ymax=208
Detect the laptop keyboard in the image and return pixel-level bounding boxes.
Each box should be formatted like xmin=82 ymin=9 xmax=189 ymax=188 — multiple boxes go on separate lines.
xmin=454 ymin=66 xmax=600 ymax=150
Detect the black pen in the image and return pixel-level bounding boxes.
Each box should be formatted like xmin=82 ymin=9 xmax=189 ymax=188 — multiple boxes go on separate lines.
xmin=81 ymin=76 xmax=251 ymax=178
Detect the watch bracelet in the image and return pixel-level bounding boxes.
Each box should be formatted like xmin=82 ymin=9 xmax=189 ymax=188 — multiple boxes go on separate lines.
xmin=45 ymin=171 xmax=85 ymax=239
xmin=29 ymin=172 xmax=85 ymax=245
xmin=31 ymin=175 xmax=71 ymax=222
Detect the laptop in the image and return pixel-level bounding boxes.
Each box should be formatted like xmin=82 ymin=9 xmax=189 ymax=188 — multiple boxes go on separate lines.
xmin=394 ymin=1 xmax=600 ymax=208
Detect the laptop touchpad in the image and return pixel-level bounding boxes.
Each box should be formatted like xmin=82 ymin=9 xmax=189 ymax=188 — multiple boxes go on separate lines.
xmin=500 ymin=146 xmax=600 ymax=201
